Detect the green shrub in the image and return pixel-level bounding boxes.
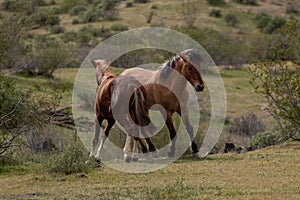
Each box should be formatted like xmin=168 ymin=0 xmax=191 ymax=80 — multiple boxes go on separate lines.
xmin=233 ymin=0 xmax=258 ymax=5
xmin=111 ymin=24 xmax=129 ymax=32
xmin=45 ymin=15 xmax=60 ymax=26
xmin=50 ymin=25 xmax=65 ymax=34
xmin=47 ymin=143 xmax=90 ymax=175
xmin=50 ymin=7 xmax=63 ymax=15
xmin=264 ymin=16 xmax=286 ymax=34
xmin=60 ymin=0 xmax=86 ymax=12
xmin=225 ymin=13 xmax=238 ymax=26
xmin=134 ymin=0 xmax=149 ymax=3
xmin=72 ymin=18 xmax=81 ymax=24
xmin=69 ymin=5 xmax=87 ymax=16
xmin=206 ymin=0 xmax=226 ymax=6
xmin=1 ymin=0 xmax=22 ymax=11
xmin=32 ymin=11 xmax=49 ymax=26
xmin=83 ymin=9 xmax=101 ymax=23
xmin=33 ymin=39 xmax=71 ymax=76
xmin=50 ymin=0 xmax=56 ymax=5
xmin=255 ymin=12 xmax=286 ymax=34
xmin=35 ymin=0 xmax=47 ymax=6
xmin=126 ymin=2 xmax=133 ymax=7
xmin=151 ymin=4 xmax=158 ymax=9
xmin=62 ymin=31 xmax=78 ymax=42
xmin=210 ymin=9 xmax=222 ymax=18
xmin=254 ymin=21 xmax=300 ymax=61
xmin=250 ymin=131 xmax=282 ymax=149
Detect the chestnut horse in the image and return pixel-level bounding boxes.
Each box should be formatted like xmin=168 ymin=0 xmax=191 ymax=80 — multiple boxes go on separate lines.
xmin=90 ymin=60 xmax=156 ymax=162
xmin=121 ymin=49 xmax=205 ymax=157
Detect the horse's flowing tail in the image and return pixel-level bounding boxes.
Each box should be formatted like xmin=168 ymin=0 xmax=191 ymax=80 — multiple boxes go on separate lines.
xmin=130 ymin=88 xmax=156 ymax=137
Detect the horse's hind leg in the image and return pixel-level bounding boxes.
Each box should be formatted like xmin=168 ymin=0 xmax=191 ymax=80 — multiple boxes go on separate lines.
xmin=132 ymin=138 xmax=139 ymax=162
xmin=95 ymin=119 xmax=115 ymax=161
xmin=181 ymin=110 xmax=198 ymax=155
xmin=90 ymin=116 xmax=103 ymax=158
xmin=166 ymin=112 xmax=177 ymax=157
xmin=124 ymin=135 xmax=133 ymax=162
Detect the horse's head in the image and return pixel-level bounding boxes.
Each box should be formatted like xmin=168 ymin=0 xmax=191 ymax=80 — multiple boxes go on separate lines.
xmin=174 ymin=49 xmax=205 ymax=92
xmin=91 ymin=59 xmax=113 ymax=85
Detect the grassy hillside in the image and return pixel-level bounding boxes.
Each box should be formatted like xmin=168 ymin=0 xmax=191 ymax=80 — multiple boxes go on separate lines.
xmin=0 ymin=142 xmax=299 ymax=199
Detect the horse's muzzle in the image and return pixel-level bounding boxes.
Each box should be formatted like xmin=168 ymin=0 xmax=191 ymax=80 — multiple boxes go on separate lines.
xmin=195 ymin=84 xmax=204 ymax=92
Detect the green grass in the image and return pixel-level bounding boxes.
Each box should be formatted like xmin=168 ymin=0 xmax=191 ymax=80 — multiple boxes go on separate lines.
xmin=0 ymin=142 xmax=299 ymax=199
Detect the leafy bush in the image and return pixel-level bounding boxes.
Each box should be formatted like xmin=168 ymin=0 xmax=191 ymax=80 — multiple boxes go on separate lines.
xmin=110 ymin=24 xmax=129 ymax=32
xmin=254 ymin=21 xmax=300 ymax=62
xmin=50 ymin=7 xmax=63 ymax=15
xmin=1 ymin=0 xmax=22 ymax=11
xmin=47 ymin=143 xmax=91 ymax=175
xmin=210 ymin=9 xmax=222 ymax=18
xmin=72 ymin=18 xmax=81 ymax=24
xmin=225 ymin=13 xmax=238 ymax=26
xmin=83 ymin=8 xmax=101 ymax=23
xmin=229 ymin=114 xmax=266 ymax=138
xmin=0 ymin=77 xmax=63 ymax=157
xmin=50 ymin=25 xmax=65 ymax=34
xmin=62 ymin=31 xmax=78 ymax=42
xmin=69 ymin=5 xmax=87 ymax=15
xmin=33 ymin=39 xmax=71 ymax=76
xmin=151 ymin=4 xmax=158 ymax=9
xmin=134 ymin=0 xmax=149 ymax=3
xmin=255 ymin=12 xmax=286 ymax=34
xmin=250 ymin=22 xmax=300 ymax=139
xmin=233 ymin=0 xmax=258 ymax=6
xmin=250 ymin=131 xmax=282 ymax=149
xmin=45 ymin=15 xmax=60 ymax=26
xmin=206 ymin=0 xmax=226 ymax=6
xmin=126 ymin=2 xmax=133 ymax=7
xmin=249 ymin=61 xmax=300 ymax=139
xmin=31 ymin=12 xmax=60 ymax=27
xmin=60 ymin=0 xmax=86 ymax=12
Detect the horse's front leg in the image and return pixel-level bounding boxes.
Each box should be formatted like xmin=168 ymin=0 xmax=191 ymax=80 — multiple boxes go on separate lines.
xmin=95 ymin=119 xmax=115 ymax=161
xmin=90 ymin=116 xmax=103 ymax=158
xmin=166 ymin=112 xmax=177 ymax=157
xmin=180 ymin=108 xmax=198 ymax=155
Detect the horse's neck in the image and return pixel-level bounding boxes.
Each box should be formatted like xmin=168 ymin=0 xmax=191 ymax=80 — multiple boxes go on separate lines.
xmin=155 ymin=69 xmax=187 ymax=94
xmin=99 ymin=72 xmax=114 ymax=86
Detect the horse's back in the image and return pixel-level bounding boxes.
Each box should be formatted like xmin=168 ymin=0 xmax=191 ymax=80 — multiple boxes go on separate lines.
xmin=111 ymin=75 xmax=142 ymax=114
xmin=120 ymin=68 xmax=155 ymax=84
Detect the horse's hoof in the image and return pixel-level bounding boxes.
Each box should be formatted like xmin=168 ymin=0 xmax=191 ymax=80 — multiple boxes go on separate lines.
xmin=191 ymin=153 xmax=198 ymax=158
xmin=124 ymin=156 xmax=131 ymax=163
xmin=132 ymin=153 xmax=139 ymax=162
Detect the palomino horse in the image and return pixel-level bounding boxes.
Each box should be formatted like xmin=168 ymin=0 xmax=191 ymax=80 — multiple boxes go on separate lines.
xmin=90 ymin=60 xmax=156 ymax=162
xmin=121 ymin=49 xmax=205 ymax=157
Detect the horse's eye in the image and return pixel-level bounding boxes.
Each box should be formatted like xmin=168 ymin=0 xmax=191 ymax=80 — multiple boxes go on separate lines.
xmin=188 ymin=66 xmax=193 ymax=71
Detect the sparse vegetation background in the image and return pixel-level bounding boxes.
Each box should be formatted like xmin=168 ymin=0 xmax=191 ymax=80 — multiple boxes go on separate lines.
xmin=0 ymin=0 xmax=299 ymax=199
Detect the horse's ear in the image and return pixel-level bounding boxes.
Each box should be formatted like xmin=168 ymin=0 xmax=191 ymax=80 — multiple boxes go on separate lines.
xmin=91 ymin=60 xmax=97 ymax=68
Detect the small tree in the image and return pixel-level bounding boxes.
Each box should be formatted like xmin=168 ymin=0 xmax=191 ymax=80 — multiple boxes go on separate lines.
xmin=0 ymin=77 xmax=63 ymax=157
xmin=249 ymin=22 xmax=300 ymax=140
xmin=33 ymin=39 xmax=71 ymax=76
